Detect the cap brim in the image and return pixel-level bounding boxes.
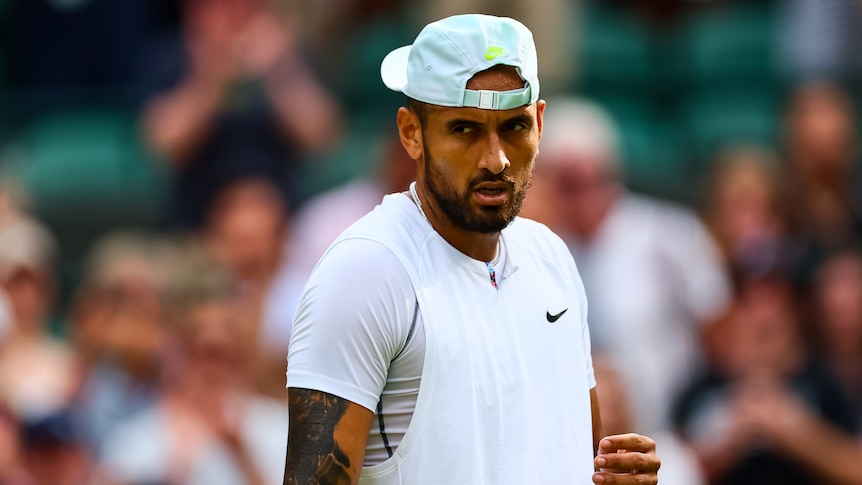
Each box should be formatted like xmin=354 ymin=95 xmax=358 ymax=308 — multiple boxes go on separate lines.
xmin=381 ymin=45 xmax=411 ymax=92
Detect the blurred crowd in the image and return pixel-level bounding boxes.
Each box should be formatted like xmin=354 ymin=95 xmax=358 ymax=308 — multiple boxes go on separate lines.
xmin=0 ymin=0 xmax=860 ymax=484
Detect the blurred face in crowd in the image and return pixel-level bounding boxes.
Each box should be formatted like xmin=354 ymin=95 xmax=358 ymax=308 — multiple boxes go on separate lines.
xmin=1 ymin=266 xmax=54 ymax=334
xmin=705 ymin=148 xmax=787 ymax=274
xmin=71 ymin=236 xmax=167 ymax=377
xmin=787 ymin=84 xmax=856 ymax=177
xmin=814 ymin=251 xmax=862 ymax=355
xmin=407 ymin=66 xmax=544 ymax=234
xmin=532 ymin=153 xmax=621 ymax=240
xmin=181 ymin=300 xmax=251 ymax=387
xmin=709 ymin=153 xmax=781 ymax=242
xmin=714 ymin=276 xmax=803 ymax=379
xmin=205 ymin=178 xmax=287 ymax=282
xmin=75 ymin=275 xmax=164 ymax=376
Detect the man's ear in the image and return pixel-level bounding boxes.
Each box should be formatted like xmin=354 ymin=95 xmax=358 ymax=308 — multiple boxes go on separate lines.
xmin=397 ymin=107 xmax=424 ymax=160
xmin=535 ymin=99 xmax=546 ymax=144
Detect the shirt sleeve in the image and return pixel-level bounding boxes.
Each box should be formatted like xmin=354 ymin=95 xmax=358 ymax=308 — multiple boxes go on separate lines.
xmin=286 ymin=238 xmax=416 ymax=412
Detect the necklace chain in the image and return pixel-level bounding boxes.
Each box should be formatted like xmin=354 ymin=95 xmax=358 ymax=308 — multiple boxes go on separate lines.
xmin=409 ymin=181 xmax=429 ymax=223
xmin=409 ymin=181 xmax=502 ymax=266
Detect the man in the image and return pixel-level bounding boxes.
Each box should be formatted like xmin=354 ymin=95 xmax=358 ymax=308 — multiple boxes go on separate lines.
xmin=284 ymin=14 xmax=661 ymax=484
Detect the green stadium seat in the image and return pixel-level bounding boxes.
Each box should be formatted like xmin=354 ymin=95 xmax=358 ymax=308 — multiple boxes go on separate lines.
xmin=679 ymin=87 xmax=781 ymax=166
xmin=325 ymin=13 xmax=416 ymax=116
xmin=576 ymin=2 xmax=655 ymax=94
xmin=7 ymin=107 xmax=167 ymax=257
xmin=664 ymin=2 xmax=779 ymax=86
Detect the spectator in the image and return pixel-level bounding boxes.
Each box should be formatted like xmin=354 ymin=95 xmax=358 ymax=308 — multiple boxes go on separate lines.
xmin=808 ymin=246 xmax=862 ymax=421
xmin=0 ymin=216 xmax=76 ymax=422
xmin=201 ymin=177 xmax=292 ymax=397
xmin=673 ymin=270 xmax=862 ymax=485
xmin=140 ymin=0 xmax=343 ymax=228
xmin=782 ymin=82 xmax=862 ymax=277
xmin=97 ymin=243 xmax=288 ymax=485
xmin=701 ymin=143 xmax=799 ymax=279
xmin=67 ymin=231 xmax=169 ymax=454
xmin=525 ymin=96 xmax=731 ymax=434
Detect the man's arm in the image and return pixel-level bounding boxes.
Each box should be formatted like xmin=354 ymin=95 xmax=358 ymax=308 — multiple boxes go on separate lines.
xmin=591 ymin=386 xmax=661 ymax=484
xmin=590 ymin=387 xmax=604 ymax=457
xmin=285 ymin=240 xmax=416 ymax=484
xmin=284 ymin=388 xmax=374 ymax=485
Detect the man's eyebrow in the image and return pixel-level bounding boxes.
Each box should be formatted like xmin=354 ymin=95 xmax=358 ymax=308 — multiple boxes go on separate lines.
xmin=442 ymin=113 xmax=534 ymax=131
xmin=503 ymin=113 xmax=534 ymax=128
xmin=444 ymin=118 xmax=482 ymax=131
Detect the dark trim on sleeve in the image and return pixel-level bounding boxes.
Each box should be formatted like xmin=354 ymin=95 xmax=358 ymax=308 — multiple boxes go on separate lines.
xmin=377 ymin=398 xmax=395 ymax=458
xmin=394 ymin=298 xmax=419 ymax=360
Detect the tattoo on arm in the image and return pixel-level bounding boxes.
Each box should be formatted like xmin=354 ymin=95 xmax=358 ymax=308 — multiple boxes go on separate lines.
xmin=284 ymin=389 xmax=353 ymax=485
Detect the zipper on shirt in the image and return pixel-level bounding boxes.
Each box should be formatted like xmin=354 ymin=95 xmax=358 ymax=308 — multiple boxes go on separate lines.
xmin=486 ymin=261 xmax=498 ymax=289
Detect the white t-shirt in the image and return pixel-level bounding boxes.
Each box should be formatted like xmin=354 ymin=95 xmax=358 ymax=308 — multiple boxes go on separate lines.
xmin=288 ymin=193 xmax=597 ymax=482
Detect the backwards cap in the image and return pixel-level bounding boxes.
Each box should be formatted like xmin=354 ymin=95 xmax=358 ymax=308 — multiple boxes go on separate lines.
xmin=380 ymin=14 xmax=540 ymax=110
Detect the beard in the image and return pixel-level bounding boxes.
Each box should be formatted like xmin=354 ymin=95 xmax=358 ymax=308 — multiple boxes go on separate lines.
xmin=423 ymin=144 xmax=534 ymax=234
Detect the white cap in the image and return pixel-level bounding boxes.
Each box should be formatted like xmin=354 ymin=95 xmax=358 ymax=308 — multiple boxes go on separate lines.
xmin=380 ymin=14 xmax=540 ymax=110
xmin=0 ymin=217 xmax=57 ymax=281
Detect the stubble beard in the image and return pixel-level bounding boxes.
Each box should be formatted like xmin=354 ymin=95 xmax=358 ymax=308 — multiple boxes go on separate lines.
xmin=422 ymin=144 xmax=534 ymax=234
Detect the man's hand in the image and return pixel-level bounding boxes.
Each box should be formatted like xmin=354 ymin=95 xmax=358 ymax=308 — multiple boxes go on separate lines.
xmin=592 ymin=433 xmax=660 ymax=484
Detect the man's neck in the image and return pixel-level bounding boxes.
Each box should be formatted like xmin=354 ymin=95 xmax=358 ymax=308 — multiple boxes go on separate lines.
xmin=409 ymin=187 xmax=501 ymax=263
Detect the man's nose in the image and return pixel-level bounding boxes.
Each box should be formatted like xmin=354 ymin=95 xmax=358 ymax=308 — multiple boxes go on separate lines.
xmin=479 ymin=134 xmax=510 ymax=174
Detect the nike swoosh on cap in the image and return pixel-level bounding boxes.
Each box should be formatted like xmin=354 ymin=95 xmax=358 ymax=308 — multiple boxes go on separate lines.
xmin=485 ymin=46 xmax=504 ymax=60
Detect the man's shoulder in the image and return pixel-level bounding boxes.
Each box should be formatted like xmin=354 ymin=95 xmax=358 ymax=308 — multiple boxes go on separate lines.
xmin=329 ymin=192 xmax=432 ymax=259
xmin=339 ymin=192 xmax=422 ymax=237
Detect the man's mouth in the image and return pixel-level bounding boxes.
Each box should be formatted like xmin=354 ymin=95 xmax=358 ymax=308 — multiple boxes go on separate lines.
xmin=472 ymin=183 xmax=510 ymax=205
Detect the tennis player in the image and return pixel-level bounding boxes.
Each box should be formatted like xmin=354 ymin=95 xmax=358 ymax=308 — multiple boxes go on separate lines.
xmin=284 ymin=14 xmax=661 ymax=484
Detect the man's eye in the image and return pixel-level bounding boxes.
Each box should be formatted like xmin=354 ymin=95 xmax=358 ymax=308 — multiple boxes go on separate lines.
xmin=453 ymin=125 xmax=475 ymax=134
xmin=507 ymin=122 xmax=527 ymax=131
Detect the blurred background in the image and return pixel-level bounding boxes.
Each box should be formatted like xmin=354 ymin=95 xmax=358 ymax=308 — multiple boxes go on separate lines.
xmin=0 ymin=0 xmax=861 ymax=484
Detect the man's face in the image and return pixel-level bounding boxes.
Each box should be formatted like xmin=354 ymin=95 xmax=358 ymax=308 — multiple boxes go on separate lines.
xmin=416 ymin=68 xmax=544 ymax=233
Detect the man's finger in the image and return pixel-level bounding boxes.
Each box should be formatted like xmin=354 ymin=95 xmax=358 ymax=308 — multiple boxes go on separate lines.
xmin=599 ymin=433 xmax=656 ymax=453
xmin=594 ymin=451 xmax=659 ymax=472
xmin=592 ymin=471 xmax=658 ymax=484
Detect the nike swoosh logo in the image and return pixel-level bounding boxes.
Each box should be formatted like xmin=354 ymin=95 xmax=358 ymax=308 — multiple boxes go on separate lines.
xmin=485 ymin=46 xmax=504 ymax=60
xmin=546 ymin=308 xmax=568 ymax=323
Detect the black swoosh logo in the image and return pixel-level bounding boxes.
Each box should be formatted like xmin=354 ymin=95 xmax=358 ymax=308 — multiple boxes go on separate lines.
xmin=546 ymin=308 xmax=568 ymax=323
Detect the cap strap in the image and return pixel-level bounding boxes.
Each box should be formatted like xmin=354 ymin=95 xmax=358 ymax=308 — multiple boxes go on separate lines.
xmin=462 ymin=86 xmax=533 ymax=110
